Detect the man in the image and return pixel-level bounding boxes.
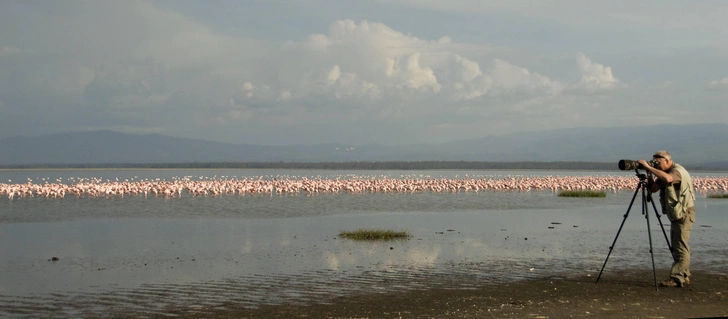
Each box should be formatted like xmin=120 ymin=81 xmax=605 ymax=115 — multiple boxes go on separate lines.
xmin=639 ymin=150 xmax=696 ymax=288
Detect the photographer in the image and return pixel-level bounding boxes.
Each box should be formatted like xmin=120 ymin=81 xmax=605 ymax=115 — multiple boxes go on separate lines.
xmin=638 ymin=150 xmax=696 ymax=288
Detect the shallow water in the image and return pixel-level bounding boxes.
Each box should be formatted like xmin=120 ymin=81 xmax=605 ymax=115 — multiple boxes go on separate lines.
xmin=1 ymin=169 xmax=728 ymax=318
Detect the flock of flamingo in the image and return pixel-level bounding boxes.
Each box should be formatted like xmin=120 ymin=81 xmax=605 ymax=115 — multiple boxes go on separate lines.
xmin=1 ymin=174 xmax=727 ymax=200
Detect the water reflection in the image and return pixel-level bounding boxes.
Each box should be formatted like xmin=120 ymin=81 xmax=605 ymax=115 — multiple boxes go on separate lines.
xmin=3 ymin=202 xmax=727 ymax=293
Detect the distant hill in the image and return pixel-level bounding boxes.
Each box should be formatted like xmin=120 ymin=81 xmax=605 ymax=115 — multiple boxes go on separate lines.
xmin=1 ymin=124 xmax=727 ymax=169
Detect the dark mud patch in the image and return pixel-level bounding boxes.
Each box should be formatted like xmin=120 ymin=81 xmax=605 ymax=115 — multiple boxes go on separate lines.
xmin=166 ymin=270 xmax=728 ymax=319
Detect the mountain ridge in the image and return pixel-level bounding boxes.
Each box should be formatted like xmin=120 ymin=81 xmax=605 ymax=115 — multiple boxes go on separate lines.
xmin=1 ymin=124 xmax=727 ymax=167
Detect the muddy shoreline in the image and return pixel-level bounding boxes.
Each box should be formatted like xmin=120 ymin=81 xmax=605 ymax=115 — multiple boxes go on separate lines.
xmin=161 ymin=270 xmax=728 ymax=319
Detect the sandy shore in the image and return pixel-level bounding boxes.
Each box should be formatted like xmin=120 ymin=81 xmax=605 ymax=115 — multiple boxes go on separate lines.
xmin=153 ymin=269 xmax=728 ymax=319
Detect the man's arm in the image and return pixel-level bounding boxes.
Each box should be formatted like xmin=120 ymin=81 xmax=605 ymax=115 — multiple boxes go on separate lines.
xmin=638 ymin=159 xmax=674 ymax=183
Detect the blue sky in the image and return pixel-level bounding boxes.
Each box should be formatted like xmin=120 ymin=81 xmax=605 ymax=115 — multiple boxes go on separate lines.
xmin=1 ymin=0 xmax=727 ymax=145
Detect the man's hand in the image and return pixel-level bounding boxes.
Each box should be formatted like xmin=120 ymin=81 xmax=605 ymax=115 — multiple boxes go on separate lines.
xmin=637 ymin=159 xmax=650 ymax=168
xmin=639 ymin=158 xmax=673 ymax=184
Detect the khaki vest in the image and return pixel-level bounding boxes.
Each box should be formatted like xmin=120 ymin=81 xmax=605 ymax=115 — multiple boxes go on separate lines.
xmin=663 ymin=163 xmax=695 ymax=222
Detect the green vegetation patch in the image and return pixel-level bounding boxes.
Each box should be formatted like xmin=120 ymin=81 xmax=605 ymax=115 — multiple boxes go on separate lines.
xmin=558 ymin=190 xmax=606 ymax=198
xmin=707 ymin=193 xmax=728 ymax=199
xmin=338 ymin=229 xmax=411 ymax=241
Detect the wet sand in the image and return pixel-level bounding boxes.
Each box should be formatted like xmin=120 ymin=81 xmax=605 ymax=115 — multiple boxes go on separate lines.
xmin=161 ymin=270 xmax=728 ymax=319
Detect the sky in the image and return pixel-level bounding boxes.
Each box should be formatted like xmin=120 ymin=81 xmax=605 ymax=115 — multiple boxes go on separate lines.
xmin=1 ymin=0 xmax=727 ymax=146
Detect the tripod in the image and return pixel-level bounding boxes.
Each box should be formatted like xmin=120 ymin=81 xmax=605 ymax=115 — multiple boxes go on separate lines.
xmin=595 ymin=169 xmax=673 ymax=288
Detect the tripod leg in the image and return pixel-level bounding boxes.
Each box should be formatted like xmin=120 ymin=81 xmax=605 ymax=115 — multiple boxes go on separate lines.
xmin=649 ymin=195 xmax=674 ymax=258
xmin=642 ymin=186 xmax=658 ymax=289
xmin=596 ymin=182 xmax=640 ymax=284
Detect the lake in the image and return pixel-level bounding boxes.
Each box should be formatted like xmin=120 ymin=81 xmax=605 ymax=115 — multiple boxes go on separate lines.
xmin=1 ymin=169 xmax=727 ymax=318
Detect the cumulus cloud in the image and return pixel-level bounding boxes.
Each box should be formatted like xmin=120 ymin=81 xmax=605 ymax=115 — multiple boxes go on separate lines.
xmin=276 ymin=20 xmax=448 ymax=99
xmin=443 ymin=57 xmax=565 ymax=101
xmin=387 ymin=52 xmax=442 ymax=93
xmin=488 ymin=59 xmax=565 ymax=96
xmin=574 ymin=53 xmax=620 ymax=93
xmin=246 ymin=19 xmax=566 ymax=109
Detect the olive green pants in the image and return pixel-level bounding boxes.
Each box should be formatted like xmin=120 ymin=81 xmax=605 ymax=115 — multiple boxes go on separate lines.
xmin=669 ymin=210 xmax=695 ymax=285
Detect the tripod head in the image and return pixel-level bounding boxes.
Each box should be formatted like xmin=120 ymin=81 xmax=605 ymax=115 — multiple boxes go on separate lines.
xmin=633 ymin=169 xmax=653 ymax=202
xmin=634 ymin=169 xmax=648 ymax=182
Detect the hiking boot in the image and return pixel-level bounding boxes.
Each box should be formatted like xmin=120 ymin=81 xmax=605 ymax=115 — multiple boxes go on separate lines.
xmin=659 ymin=279 xmax=680 ymax=288
xmin=684 ymin=277 xmax=690 ymax=285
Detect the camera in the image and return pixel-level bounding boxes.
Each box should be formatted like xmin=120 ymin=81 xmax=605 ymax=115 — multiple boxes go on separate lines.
xmin=618 ymin=159 xmax=658 ymax=171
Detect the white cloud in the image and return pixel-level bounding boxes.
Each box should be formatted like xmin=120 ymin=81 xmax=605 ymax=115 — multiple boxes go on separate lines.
xmin=284 ymin=20 xmax=448 ymax=97
xmin=324 ymin=65 xmax=342 ymax=86
xmin=489 ymin=59 xmax=565 ymax=96
xmin=277 ymin=91 xmax=293 ymax=102
xmin=240 ymin=20 xmax=567 ymax=108
xmin=391 ymin=52 xmax=442 ymax=92
xmin=0 ymin=46 xmax=25 ymax=57
xmin=708 ymin=77 xmax=728 ymax=89
xmin=444 ymin=58 xmax=565 ymax=101
xmin=452 ymin=55 xmax=482 ymax=82
xmin=574 ymin=53 xmax=620 ymax=93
